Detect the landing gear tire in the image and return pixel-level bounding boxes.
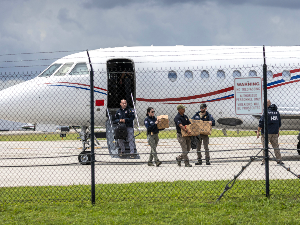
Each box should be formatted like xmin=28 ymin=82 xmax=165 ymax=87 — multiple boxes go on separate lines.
xmin=78 ymin=151 xmax=91 ymax=165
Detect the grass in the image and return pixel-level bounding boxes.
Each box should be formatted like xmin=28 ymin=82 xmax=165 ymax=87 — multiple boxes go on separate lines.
xmin=0 ymin=129 xmax=298 ymax=141
xmin=1 ymin=180 xmax=300 ymax=224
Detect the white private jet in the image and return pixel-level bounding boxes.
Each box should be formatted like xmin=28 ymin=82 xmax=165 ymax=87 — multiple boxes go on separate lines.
xmin=0 ymin=46 xmax=299 ymax=163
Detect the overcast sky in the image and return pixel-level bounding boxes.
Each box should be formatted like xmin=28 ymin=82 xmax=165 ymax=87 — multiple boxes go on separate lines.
xmin=1 ymin=0 xmax=300 ymax=72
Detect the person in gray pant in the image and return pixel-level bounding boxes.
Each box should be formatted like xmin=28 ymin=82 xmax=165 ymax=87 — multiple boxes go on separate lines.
xmin=114 ymin=99 xmax=136 ymax=158
xmin=144 ymin=107 xmax=162 ymax=167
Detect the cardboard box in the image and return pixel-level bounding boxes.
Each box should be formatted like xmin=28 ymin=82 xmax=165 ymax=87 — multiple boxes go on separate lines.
xmin=157 ymin=115 xmax=169 ymax=129
xmin=181 ymin=123 xmax=201 ymax=137
xmin=190 ymin=119 xmax=212 ymax=135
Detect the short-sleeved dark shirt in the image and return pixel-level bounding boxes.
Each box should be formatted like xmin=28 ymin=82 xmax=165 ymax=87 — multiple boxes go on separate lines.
xmin=174 ymin=112 xmax=191 ymax=134
xmin=258 ymin=106 xmax=281 ymax=134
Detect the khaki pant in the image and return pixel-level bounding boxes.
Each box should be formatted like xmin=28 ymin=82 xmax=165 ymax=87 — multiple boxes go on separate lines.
xmin=177 ymin=133 xmax=191 ymax=164
xmin=148 ymin=133 xmax=159 ymax=162
xmin=261 ymin=134 xmax=282 ymax=162
xmin=196 ymin=134 xmax=210 ymax=160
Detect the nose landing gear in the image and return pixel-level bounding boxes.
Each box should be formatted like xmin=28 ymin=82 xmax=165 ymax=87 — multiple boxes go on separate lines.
xmin=74 ymin=126 xmax=99 ymax=165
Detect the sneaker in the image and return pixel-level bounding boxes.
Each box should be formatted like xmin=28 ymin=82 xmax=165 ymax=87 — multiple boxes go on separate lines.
xmin=156 ymin=161 xmax=162 ymax=167
xmin=206 ymin=160 xmax=211 ymax=165
xmin=119 ymin=152 xmax=125 ymax=157
xmin=129 ymin=155 xmax=135 ymax=159
xmin=277 ymin=161 xmax=284 ymax=165
xmin=185 ymin=164 xmax=192 ymax=167
xmin=195 ymin=159 xmax=202 ymax=165
xmin=176 ymin=157 xmax=181 ymax=167
xmin=148 ymin=162 xmax=154 ymax=166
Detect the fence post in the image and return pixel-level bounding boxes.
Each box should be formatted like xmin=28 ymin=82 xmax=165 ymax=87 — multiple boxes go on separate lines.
xmin=87 ymin=50 xmax=96 ymax=204
xmin=263 ymin=46 xmax=270 ymax=197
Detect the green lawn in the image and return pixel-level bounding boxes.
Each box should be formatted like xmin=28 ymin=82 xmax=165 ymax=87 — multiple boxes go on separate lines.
xmin=1 ymin=180 xmax=300 ymax=224
xmin=0 ymin=129 xmax=298 ymax=141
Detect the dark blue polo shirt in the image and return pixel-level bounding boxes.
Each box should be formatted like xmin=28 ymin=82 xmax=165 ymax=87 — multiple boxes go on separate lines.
xmin=174 ymin=113 xmax=191 ymax=134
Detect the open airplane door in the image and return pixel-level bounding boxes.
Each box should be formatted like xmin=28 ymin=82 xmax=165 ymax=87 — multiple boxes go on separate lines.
xmin=106 ymin=59 xmax=139 ymax=158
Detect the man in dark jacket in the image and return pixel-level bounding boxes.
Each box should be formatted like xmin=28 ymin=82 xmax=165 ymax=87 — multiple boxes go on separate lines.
xmin=114 ymin=99 xmax=136 ymax=158
xmin=257 ymin=99 xmax=283 ymax=165
xmin=174 ymin=104 xmax=192 ymax=167
xmin=191 ymin=103 xmax=215 ymax=165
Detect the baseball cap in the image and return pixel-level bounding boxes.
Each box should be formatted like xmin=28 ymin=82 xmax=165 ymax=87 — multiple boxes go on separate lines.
xmin=200 ymin=103 xmax=207 ymax=108
xmin=177 ymin=104 xmax=186 ymax=110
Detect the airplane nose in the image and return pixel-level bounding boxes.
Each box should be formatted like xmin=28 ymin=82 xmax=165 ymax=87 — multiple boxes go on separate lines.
xmin=0 ymin=80 xmax=37 ymax=123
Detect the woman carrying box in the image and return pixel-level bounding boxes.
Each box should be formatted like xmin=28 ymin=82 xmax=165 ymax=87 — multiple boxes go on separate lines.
xmin=144 ymin=107 xmax=162 ymax=167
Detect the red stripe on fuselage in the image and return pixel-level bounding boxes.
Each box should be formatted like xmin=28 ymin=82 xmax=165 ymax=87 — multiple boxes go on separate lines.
xmin=267 ymin=77 xmax=300 ymax=89
xmin=273 ymin=68 xmax=300 ymax=78
xmin=164 ymin=95 xmax=234 ymax=104
xmin=136 ymin=86 xmax=234 ymax=102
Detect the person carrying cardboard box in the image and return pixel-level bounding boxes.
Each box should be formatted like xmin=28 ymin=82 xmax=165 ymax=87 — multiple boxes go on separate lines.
xmin=191 ymin=103 xmax=215 ymax=165
xmin=174 ymin=104 xmax=192 ymax=167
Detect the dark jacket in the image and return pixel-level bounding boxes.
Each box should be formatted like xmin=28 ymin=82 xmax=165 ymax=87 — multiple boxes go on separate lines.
xmin=174 ymin=113 xmax=191 ymax=134
xmin=191 ymin=111 xmax=215 ymax=126
xmin=144 ymin=116 xmax=159 ymax=135
xmin=258 ymin=104 xmax=281 ymax=134
xmin=114 ymin=106 xmax=135 ymax=128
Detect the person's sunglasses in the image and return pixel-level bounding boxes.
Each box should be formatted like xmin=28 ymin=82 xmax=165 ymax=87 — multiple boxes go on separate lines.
xmin=151 ymin=111 xmax=155 ymax=113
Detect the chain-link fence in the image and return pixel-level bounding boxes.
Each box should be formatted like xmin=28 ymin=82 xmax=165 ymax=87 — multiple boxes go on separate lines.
xmin=1 ymin=58 xmax=300 ymax=204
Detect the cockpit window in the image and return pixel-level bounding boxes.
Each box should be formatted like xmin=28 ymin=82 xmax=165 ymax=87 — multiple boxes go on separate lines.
xmin=54 ymin=63 xmax=74 ymax=76
xmin=39 ymin=64 xmax=62 ymax=77
xmin=69 ymin=63 xmax=89 ymax=75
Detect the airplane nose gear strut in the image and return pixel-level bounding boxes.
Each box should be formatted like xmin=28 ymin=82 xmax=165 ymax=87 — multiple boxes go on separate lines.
xmin=74 ymin=126 xmax=99 ymax=165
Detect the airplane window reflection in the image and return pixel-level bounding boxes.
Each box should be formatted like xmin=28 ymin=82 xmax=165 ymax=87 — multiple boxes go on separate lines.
xmin=54 ymin=63 xmax=74 ymax=76
xmin=69 ymin=63 xmax=89 ymax=75
xmin=282 ymin=70 xmax=290 ymax=81
xmin=39 ymin=64 xmax=62 ymax=77
xmin=184 ymin=70 xmax=193 ymax=80
xmin=249 ymin=70 xmax=257 ymax=77
xmin=232 ymin=70 xmax=241 ymax=78
xmin=168 ymin=71 xmax=177 ymax=82
xmin=201 ymin=70 xmax=209 ymax=79
xmin=267 ymin=70 xmax=273 ymax=80
xmin=217 ymin=70 xmax=225 ymax=79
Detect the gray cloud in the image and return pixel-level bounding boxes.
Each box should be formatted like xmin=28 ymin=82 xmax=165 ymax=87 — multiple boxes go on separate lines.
xmin=0 ymin=0 xmax=300 ymax=74
xmin=82 ymin=0 xmax=300 ymax=10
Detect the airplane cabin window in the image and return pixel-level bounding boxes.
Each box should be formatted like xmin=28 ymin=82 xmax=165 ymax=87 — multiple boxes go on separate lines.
xmin=168 ymin=71 xmax=177 ymax=82
xmin=217 ymin=70 xmax=225 ymax=79
xmin=200 ymin=70 xmax=209 ymax=79
xmin=54 ymin=63 xmax=74 ymax=76
xmin=69 ymin=63 xmax=89 ymax=75
xmin=184 ymin=70 xmax=193 ymax=80
xmin=249 ymin=70 xmax=257 ymax=77
xmin=282 ymin=70 xmax=291 ymax=81
xmin=232 ymin=70 xmax=241 ymax=78
xmin=267 ymin=70 xmax=273 ymax=80
xmin=39 ymin=64 xmax=62 ymax=77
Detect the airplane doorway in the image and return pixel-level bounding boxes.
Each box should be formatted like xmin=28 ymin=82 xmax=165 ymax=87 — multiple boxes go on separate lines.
xmin=107 ymin=59 xmax=135 ymax=109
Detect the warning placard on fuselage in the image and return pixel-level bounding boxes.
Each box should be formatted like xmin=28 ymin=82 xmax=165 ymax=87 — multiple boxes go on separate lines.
xmin=234 ymin=77 xmax=262 ymax=115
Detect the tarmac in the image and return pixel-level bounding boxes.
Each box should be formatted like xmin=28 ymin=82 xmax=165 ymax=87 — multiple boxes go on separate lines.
xmin=1 ymin=134 xmax=300 ymax=187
